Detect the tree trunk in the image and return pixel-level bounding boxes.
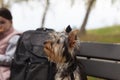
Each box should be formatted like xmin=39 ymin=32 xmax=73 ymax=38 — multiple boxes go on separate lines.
xmin=0 ymin=0 xmax=4 ymax=8
xmin=80 ymin=0 xmax=95 ymax=35
xmin=40 ymin=0 xmax=50 ymax=28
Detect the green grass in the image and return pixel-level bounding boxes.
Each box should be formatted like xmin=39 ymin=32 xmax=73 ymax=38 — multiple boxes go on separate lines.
xmin=87 ymin=76 xmax=106 ymax=80
xmin=88 ymin=25 xmax=120 ymax=36
xmin=80 ymin=25 xmax=120 ymax=43
xmin=79 ymin=25 xmax=120 ymax=80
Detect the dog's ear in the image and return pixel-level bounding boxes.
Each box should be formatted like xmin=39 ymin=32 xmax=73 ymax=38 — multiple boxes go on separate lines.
xmin=65 ymin=25 xmax=72 ymax=33
xmin=68 ymin=30 xmax=79 ymax=48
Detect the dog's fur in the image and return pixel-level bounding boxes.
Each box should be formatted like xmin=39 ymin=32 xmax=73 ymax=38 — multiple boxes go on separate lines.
xmin=44 ymin=25 xmax=87 ymax=80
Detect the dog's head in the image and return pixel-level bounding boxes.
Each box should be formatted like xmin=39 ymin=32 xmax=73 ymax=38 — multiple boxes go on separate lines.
xmin=44 ymin=25 xmax=79 ymax=63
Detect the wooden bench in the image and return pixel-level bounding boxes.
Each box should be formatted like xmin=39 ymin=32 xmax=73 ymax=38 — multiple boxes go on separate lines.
xmin=76 ymin=41 xmax=120 ymax=80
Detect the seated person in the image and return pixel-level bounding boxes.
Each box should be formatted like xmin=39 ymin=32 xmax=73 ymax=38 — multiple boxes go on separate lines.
xmin=0 ymin=8 xmax=22 ymax=80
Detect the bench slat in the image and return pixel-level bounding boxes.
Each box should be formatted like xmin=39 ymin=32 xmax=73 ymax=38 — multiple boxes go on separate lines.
xmin=77 ymin=42 xmax=120 ymax=61
xmin=78 ymin=58 xmax=120 ymax=80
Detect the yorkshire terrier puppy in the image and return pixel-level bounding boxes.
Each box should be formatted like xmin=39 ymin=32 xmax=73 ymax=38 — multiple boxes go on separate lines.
xmin=44 ymin=25 xmax=87 ymax=80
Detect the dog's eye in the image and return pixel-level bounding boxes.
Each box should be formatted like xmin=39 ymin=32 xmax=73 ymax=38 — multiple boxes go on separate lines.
xmin=75 ymin=35 xmax=77 ymax=40
xmin=57 ymin=39 xmax=60 ymax=44
xmin=50 ymin=42 xmax=54 ymax=46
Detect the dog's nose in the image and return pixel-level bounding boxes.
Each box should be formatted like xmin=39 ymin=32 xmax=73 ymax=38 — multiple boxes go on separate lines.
xmin=44 ymin=41 xmax=47 ymax=44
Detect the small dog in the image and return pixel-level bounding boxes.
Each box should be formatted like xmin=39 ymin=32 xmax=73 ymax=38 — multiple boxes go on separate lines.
xmin=44 ymin=25 xmax=87 ymax=80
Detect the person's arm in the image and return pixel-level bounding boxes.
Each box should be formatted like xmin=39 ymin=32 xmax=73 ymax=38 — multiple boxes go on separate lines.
xmin=0 ymin=35 xmax=20 ymax=66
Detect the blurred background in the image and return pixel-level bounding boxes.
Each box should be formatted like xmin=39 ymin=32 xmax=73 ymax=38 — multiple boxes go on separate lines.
xmin=1 ymin=0 xmax=120 ymax=79
xmin=1 ymin=0 xmax=120 ymax=32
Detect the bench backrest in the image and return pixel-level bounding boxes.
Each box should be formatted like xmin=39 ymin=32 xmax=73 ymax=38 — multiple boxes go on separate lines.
xmin=76 ymin=42 xmax=120 ymax=80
